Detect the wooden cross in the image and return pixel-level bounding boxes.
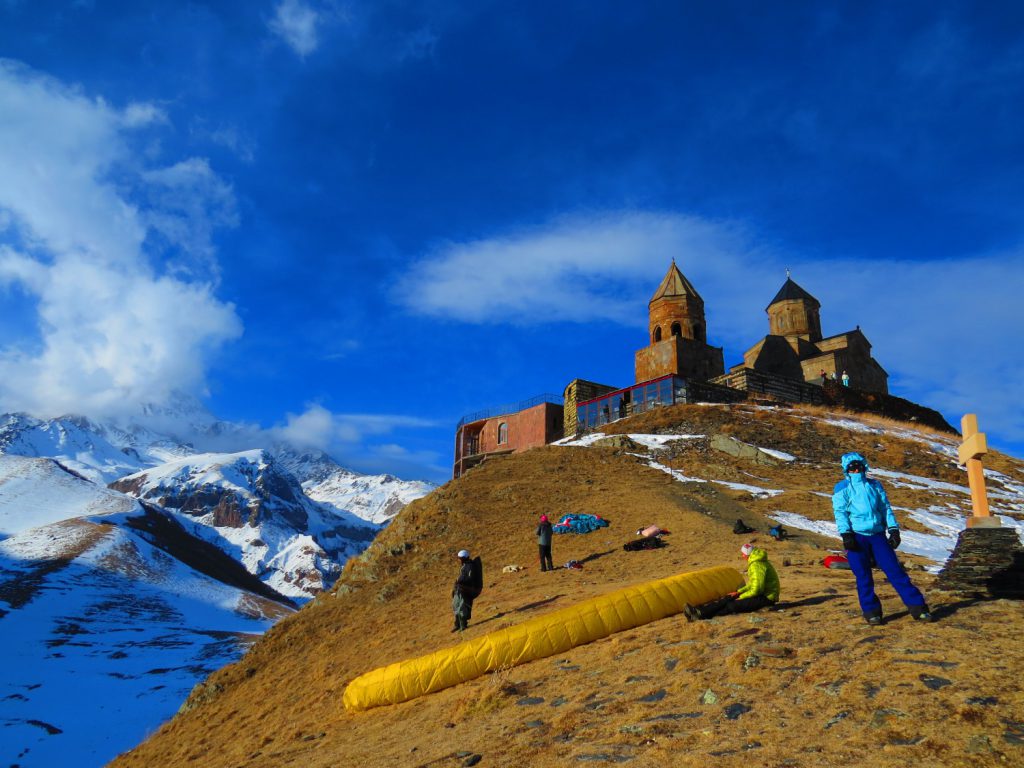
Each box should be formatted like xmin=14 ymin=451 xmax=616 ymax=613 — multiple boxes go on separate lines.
xmin=958 ymin=414 xmax=998 ymax=528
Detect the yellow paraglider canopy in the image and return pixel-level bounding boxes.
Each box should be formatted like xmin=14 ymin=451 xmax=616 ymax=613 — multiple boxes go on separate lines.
xmin=343 ymin=564 xmax=742 ymax=712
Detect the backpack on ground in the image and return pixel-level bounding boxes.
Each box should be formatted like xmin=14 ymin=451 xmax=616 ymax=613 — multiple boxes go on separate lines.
xmin=733 ymin=518 xmax=755 ymax=534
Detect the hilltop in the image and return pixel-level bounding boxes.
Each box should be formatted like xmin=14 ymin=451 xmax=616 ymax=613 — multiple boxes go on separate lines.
xmin=112 ymin=402 xmax=1024 ymax=768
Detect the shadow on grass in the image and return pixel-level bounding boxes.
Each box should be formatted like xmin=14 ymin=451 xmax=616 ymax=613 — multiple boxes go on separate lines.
xmin=475 ymin=594 xmax=567 ymax=627
xmin=773 ymin=594 xmax=842 ymax=609
xmin=580 ymin=549 xmax=617 ymax=564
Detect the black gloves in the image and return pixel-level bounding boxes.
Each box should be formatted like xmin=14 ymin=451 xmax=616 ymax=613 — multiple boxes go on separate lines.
xmin=841 ymin=532 xmax=859 ymax=552
xmin=888 ymin=528 xmax=901 ymax=549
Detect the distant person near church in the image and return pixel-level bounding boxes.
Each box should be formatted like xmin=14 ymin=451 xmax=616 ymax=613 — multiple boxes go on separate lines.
xmin=452 ymin=549 xmax=483 ymax=632
xmin=832 ymin=452 xmax=932 ymax=625
xmin=683 ymin=543 xmax=780 ymax=620
xmin=536 ymin=514 xmax=554 ymax=572
xmin=841 ymin=371 xmax=850 ymax=387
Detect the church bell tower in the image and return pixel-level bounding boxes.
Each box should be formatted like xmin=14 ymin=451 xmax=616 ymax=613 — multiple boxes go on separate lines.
xmin=634 ymin=261 xmax=725 ymax=383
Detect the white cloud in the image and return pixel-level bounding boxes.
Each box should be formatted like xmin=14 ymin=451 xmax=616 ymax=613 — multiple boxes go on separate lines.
xmin=0 ymin=60 xmax=242 ymax=419
xmin=398 ymin=211 xmax=767 ymax=326
xmin=141 ymin=157 xmax=238 ymax=275
xmin=269 ymin=0 xmax=321 ymax=57
xmin=121 ymin=102 xmax=168 ymax=128
xmin=272 ymin=404 xmax=442 ymax=479
xmin=275 ymin=404 xmax=439 ymax=449
xmin=189 ymin=119 xmax=257 ymax=163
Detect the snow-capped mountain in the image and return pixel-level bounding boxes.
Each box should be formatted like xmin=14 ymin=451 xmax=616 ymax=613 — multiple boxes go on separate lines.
xmin=110 ymin=450 xmax=379 ymax=597
xmin=275 ymin=444 xmax=435 ymax=525
xmin=0 ymin=455 xmax=293 ymax=768
xmin=0 ymin=409 xmax=436 ymax=598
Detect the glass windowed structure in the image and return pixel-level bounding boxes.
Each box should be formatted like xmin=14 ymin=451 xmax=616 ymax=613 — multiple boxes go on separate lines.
xmin=575 ymin=374 xmax=687 ymax=433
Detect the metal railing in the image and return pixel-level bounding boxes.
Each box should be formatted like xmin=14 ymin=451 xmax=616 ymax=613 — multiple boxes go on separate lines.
xmin=456 ymin=393 xmax=564 ymax=429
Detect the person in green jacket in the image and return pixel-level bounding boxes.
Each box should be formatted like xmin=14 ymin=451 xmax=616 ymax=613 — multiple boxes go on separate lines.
xmin=684 ymin=543 xmax=780 ymax=620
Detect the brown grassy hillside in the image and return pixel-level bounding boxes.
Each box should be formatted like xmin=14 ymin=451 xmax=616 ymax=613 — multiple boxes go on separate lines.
xmin=111 ymin=403 xmax=1024 ymax=768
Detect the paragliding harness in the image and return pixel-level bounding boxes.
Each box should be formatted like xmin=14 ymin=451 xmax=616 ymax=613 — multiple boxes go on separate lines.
xmin=624 ymin=537 xmax=666 ymax=552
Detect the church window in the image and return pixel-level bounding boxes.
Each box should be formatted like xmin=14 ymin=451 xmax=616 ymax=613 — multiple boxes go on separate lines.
xmin=497 ymin=422 xmax=508 ymax=445
xmin=670 ymin=322 xmax=681 ymax=337
xmin=653 ymin=326 xmax=662 ymax=342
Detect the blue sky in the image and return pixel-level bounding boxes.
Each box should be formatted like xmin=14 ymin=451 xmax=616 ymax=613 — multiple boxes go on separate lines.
xmin=1 ymin=1 xmax=1023 ymax=483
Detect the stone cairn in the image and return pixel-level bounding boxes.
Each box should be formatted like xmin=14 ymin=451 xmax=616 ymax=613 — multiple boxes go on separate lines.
xmin=936 ymin=414 xmax=1024 ymax=598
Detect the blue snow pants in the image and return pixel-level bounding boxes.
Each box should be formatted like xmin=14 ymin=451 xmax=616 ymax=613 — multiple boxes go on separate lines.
xmin=846 ymin=532 xmax=926 ymax=617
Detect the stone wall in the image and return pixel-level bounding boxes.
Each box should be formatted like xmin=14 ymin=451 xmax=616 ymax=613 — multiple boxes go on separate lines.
xmin=635 ymin=336 xmax=724 ymax=384
xmin=711 ymin=367 xmax=827 ymax=404
xmin=648 ymin=293 xmax=706 ymax=343
xmin=936 ymin=527 xmax=1024 ymax=599
xmin=563 ymin=379 xmax=618 ymax=437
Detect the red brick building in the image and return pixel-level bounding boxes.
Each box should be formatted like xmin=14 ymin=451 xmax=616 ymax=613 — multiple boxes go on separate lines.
xmin=453 ymin=396 xmax=564 ymax=478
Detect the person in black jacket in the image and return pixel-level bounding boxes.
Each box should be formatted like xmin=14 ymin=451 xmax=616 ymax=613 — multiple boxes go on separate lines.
xmin=452 ymin=549 xmax=480 ymax=631
xmin=536 ymin=514 xmax=554 ymax=571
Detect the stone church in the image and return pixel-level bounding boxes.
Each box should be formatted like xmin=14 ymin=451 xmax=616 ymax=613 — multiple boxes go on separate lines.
xmin=632 ymin=261 xmax=888 ymax=394
xmin=730 ymin=275 xmax=888 ymax=393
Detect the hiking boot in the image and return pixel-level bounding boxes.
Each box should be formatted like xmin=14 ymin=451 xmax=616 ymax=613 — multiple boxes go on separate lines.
xmin=910 ymin=605 xmax=934 ymax=622
xmin=865 ymin=614 xmax=884 ymax=626
xmin=683 ymin=603 xmax=700 ymax=622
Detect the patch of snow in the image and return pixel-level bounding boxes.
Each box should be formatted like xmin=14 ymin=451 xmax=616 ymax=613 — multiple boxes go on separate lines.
xmin=757 ymin=447 xmax=796 ymax=462
xmin=553 ymin=432 xmax=704 ymax=448
xmin=869 ymin=468 xmax=971 ymax=495
xmin=820 ymin=417 xmax=885 ymax=435
xmin=0 ymin=456 xmax=140 ymax=536
xmin=767 ymin=511 xmax=839 ymax=539
xmin=639 ymin=457 xmax=784 ymax=499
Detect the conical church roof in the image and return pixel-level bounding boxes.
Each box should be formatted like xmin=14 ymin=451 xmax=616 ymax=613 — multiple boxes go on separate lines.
xmin=767 ymin=277 xmax=819 ymax=310
xmin=650 ymin=260 xmax=702 ymax=303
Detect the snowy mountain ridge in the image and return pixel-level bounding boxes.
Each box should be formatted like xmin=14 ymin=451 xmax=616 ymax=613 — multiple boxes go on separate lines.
xmin=0 ymin=411 xmax=436 ymax=590
xmin=0 ymin=455 xmax=293 ymax=767
xmin=109 ymin=449 xmax=382 ymax=598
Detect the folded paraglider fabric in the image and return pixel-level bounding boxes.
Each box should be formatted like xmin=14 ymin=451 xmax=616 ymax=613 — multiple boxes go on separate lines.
xmin=342 ymin=565 xmax=743 ymax=712
xmin=552 ymin=513 xmax=609 ymax=534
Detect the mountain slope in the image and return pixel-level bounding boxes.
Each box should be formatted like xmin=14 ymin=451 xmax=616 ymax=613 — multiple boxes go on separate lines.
xmin=0 ymin=456 xmax=293 ymax=768
xmin=110 ymin=450 xmax=379 ymax=597
xmin=111 ymin=402 xmax=1024 ymax=768
xmin=0 ymin=413 xmax=435 ymax=598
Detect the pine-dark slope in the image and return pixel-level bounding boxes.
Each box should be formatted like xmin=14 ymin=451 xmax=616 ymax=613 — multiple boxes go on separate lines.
xmin=111 ymin=403 xmax=1024 ymax=768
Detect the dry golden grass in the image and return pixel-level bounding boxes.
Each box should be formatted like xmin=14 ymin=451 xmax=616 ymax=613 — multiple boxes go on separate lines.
xmin=111 ymin=404 xmax=1024 ymax=768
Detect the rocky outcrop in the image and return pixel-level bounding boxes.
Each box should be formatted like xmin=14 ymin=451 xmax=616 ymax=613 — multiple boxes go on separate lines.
xmin=710 ymin=434 xmax=784 ymax=465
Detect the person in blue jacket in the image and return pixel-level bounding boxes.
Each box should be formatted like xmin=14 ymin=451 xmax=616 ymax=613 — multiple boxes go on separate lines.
xmin=832 ymin=452 xmax=932 ymax=625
